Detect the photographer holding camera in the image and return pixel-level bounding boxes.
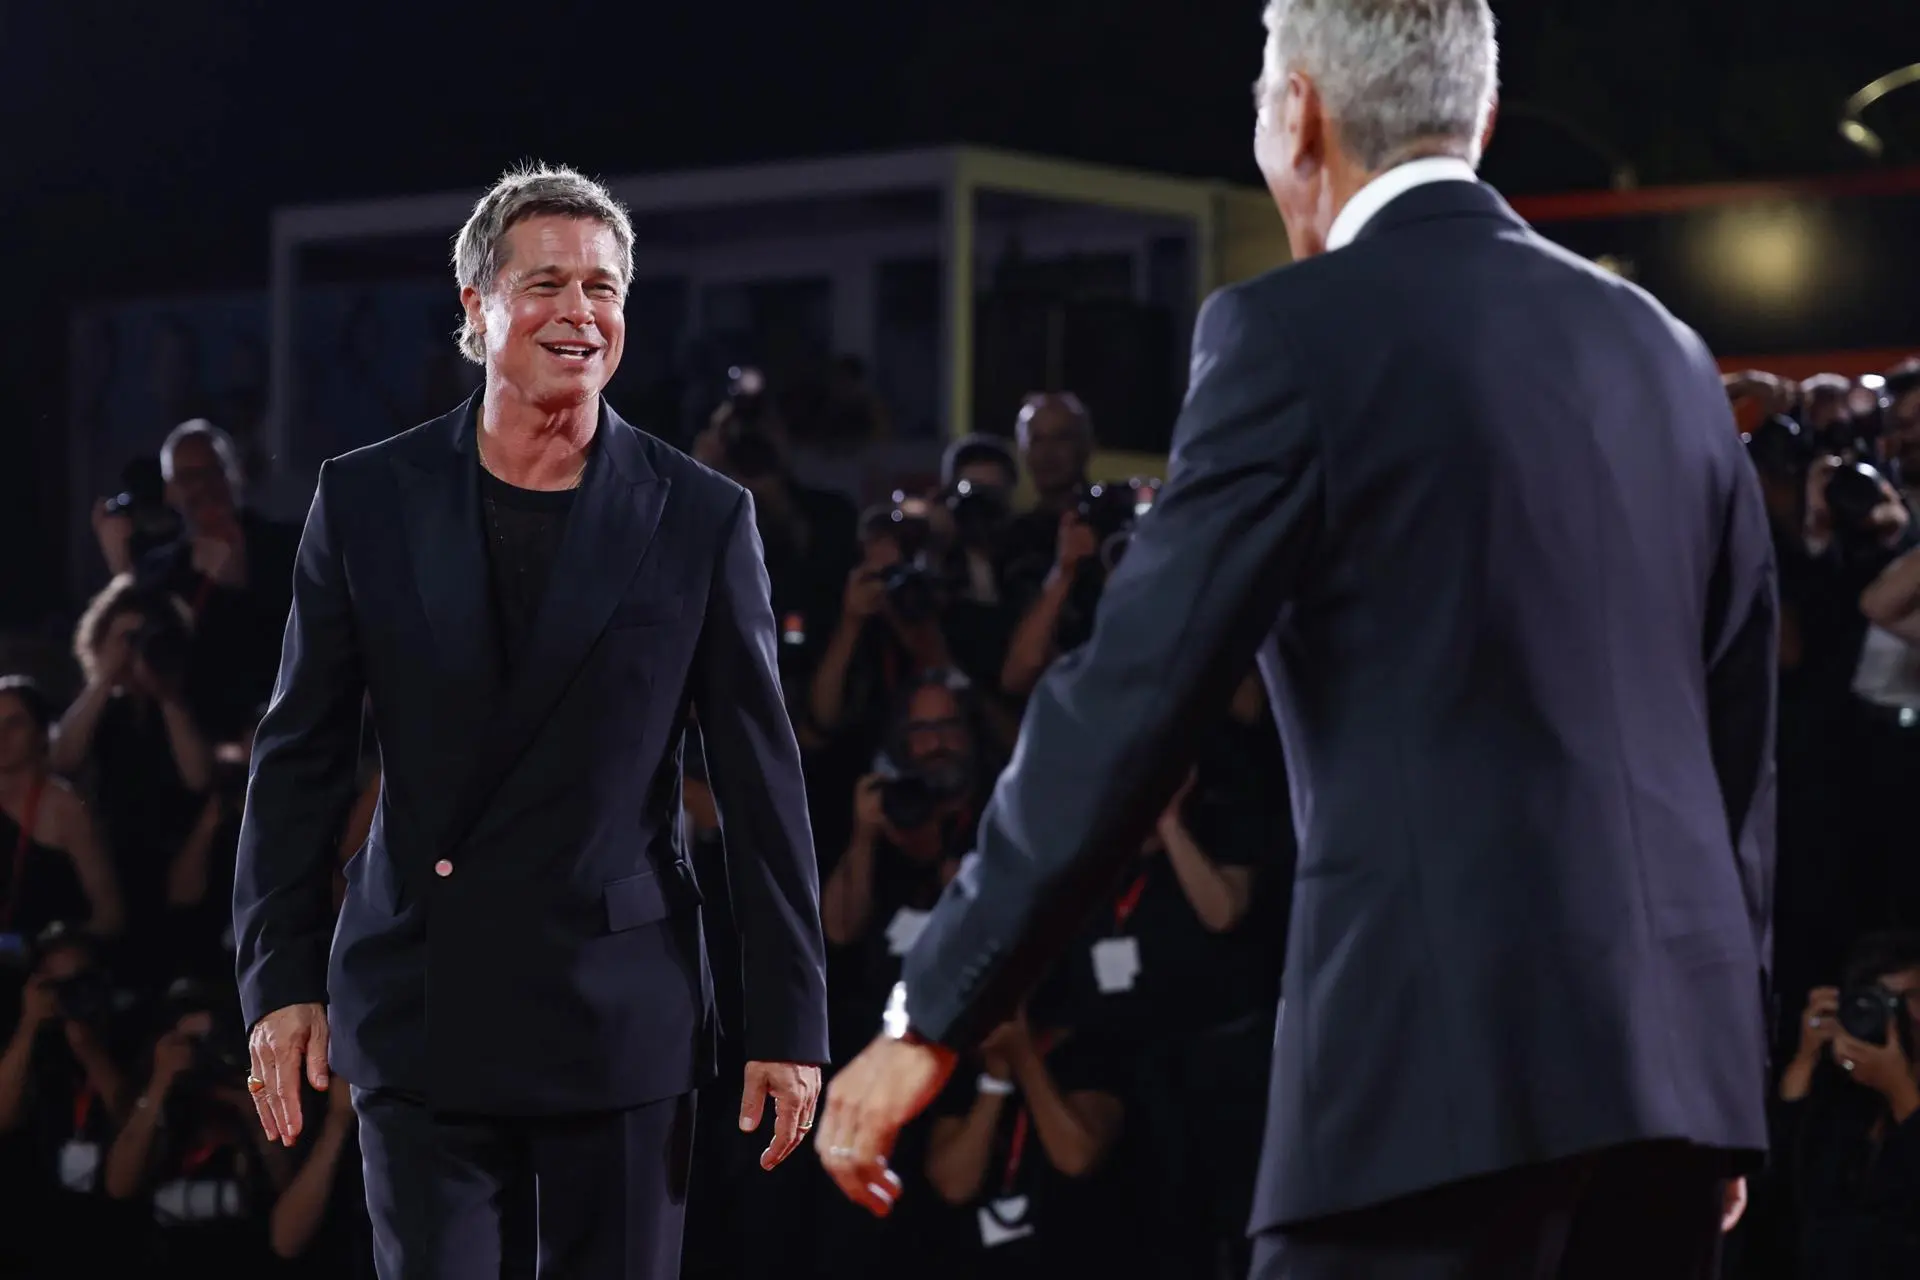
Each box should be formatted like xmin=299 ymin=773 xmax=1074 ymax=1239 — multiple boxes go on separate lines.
xmin=694 ymin=367 xmax=860 ymax=686
xmin=0 ymin=675 xmax=123 ymax=944
xmin=133 ymin=420 xmax=300 ymax=741
xmin=999 ymin=394 xmax=1097 ymax=598
xmin=0 ymin=925 xmax=136 ymax=1272
xmin=1000 ymin=478 xmax=1158 ymax=700
xmin=821 ymin=672 xmax=996 ymax=1047
xmin=50 ymin=578 xmax=209 ymax=960
xmin=1761 ymin=931 xmax=1920 ymax=1278
xmin=105 ymin=977 xmax=288 ymax=1271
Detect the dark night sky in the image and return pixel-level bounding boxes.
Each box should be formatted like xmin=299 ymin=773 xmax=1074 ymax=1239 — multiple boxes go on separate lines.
xmin=2 ymin=0 xmax=1917 ymax=614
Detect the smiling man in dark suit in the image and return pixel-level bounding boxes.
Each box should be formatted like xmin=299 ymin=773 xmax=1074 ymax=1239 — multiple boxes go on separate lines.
xmin=232 ymin=164 xmax=828 ymax=1280
xmin=818 ymin=2 xmax=1778 ymax=1277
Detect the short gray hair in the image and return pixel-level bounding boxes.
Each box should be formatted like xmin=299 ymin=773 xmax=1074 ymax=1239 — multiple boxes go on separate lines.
xmin=161 ymin=418 xmax=245 ymax=494
xmin=1262 ymin=0 xmax=1499 ymax=172
xmin=451 ymin=163 xmax=635 ymax=363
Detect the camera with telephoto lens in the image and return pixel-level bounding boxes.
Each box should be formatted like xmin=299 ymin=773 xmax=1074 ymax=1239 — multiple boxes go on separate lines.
xmin=1825 ymin=460 xmax=1895 ymax=548
xmin=877 ymin=496 xmax=943 ymax=625
xmin=52 ymin=967 xmax=117 ymax=1031
xmin=1076 ymin=478 xmax=1161 ymax=573
xmin=717 ymin=366 xmax=784 ymax=479
xmin=1838 ymin=982 xmax=1917 ymax=1059
xmin=1742 ymin=415 xmax=1814 ymax=484
xmin=102 ymin=456 xmax=184 ymax=554
xmin=879 ymin=771 xmax=937 ymax=832
xmin=943 ymin=478 xmax=1011 ymax=549
xmin=130 ymin=611 xmax=192 ymax=688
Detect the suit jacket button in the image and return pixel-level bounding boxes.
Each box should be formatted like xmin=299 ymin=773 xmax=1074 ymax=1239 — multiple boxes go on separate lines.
xmin=434 ymin=859 xmax=453 ymax=878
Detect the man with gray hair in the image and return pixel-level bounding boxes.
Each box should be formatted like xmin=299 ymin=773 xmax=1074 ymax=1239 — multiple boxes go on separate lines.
xmin=820 ymin=3 xmax=1774 ymax=1276
xmin=232 ymin=163 xmax=829 ymax=1279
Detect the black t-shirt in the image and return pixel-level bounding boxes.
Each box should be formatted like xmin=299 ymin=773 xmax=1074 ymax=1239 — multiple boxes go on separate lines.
xmin=136 ymin=510 xmax=300 ymax=739
xmin=921 ymin=1026 xmax=1133 ymax=1280
xmin=91 ymin=695 xmax=206 ymax=917
xmin=826 ymin=810 xmax=976 ymax=1061
xmin=1065 ymin=716 xmax=1295 ymax=1040
xmin=479 ymin=468 xmax=577 ymax=673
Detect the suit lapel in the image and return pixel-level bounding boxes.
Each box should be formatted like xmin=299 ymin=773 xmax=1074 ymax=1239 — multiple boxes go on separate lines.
xmin=394 ymin=392 xmax=501 ymax=697
xmin=439 ymin=403 xmax=669 ymax=857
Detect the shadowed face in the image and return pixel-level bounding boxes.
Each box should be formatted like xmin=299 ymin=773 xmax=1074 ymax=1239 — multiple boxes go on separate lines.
xmin=0 ymin=692 xmax=43 ymax=773
xmin=463 ymin=215 xmax=627 ymax=411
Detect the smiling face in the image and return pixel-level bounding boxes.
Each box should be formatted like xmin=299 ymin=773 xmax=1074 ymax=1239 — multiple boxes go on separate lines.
xmin=461 ymin=214 xmax=627 ymax=411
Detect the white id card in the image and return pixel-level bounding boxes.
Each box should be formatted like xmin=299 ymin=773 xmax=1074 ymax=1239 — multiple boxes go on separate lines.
xmin=977 ymin=1195 xmax=1036 ymax=1247
xmin=57 ymin=1140 xmax=100 ymax=1192
xmin=885 ymin=907 xmax=932 ymax=957
xmin=1091 ymin=935 xmax=1142 ymax=993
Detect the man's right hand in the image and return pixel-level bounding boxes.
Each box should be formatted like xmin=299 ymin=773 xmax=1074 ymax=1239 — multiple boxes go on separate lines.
xmin=1055 ymin=512 xmax=1097 ymax=572
xmin=1795 ymin=987 xmax=1841 ymax=1065
xmin=248 ymin=1002 xmax=329 ymax=1147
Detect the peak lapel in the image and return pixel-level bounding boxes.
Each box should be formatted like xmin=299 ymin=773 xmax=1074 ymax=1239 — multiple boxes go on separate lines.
xmin=393 ymin=393 xmax=501 ymax=696
xmin=439 ymin=408 xmax=669 ymax=855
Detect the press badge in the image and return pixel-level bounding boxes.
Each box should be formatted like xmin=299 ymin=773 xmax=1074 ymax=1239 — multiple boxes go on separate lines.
xmin=57 ymin=1140 xmax=100 ymax=1192
xmin=885 ymin=907 xmax=931 ymax=957
xmin=977 ymin=1195 xmax=1036 ymax=1247
xmin=1091 ymin=935 xmax=1142 ymax=993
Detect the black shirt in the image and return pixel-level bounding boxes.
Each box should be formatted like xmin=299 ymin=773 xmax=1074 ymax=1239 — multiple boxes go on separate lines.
xmin=135 ymin=509 xmax=300 ymax=739
xmin=479 ymin=468 xmax=577 ymax=673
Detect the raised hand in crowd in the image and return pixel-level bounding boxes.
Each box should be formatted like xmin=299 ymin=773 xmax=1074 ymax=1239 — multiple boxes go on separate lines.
xmin=1778 ymin=986 xmax=1841 ymax=1103
xmin=1830 ymin=1014 xmax=1920 ymax=1124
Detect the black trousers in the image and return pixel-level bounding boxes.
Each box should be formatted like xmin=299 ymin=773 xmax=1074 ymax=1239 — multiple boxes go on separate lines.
xmin=1252 ymin=1141 xmax=1731 ymax=1280
xmin=352 ymin=1086 xmax=697 ymax=1280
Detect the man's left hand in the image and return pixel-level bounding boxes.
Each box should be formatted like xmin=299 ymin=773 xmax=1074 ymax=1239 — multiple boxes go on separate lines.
xmin=740 ymin=1060 xmax=822 ymax=1171
xmin=817 ymin=1034 xmax=957 ymax=1217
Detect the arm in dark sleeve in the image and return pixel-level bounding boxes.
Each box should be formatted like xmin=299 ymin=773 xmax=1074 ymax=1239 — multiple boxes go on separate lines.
xmin=233 ymin=462 xmax=366 ymax=1029
xmin=693 ymin=491 xmax=831 ymax=1064
xmin=1703 ymin=429 xmax=1781 ymax=987
xmin=900 ymin=284 xmax=1323 ymax=1047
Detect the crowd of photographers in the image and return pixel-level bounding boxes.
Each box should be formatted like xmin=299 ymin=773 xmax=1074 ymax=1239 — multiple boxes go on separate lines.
xmin=8 ymin=356 xmax=1920 ymax=1278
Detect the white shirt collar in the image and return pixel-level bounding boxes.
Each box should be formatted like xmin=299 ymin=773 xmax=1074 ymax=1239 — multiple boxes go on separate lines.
xmin=1324 ymin=156 xmax=1480 ymax=252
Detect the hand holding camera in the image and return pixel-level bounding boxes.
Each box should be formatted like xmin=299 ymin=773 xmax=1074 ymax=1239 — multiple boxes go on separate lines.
xmin=150 ymin=1028 xmax=196 ymax=1097
xmin=852 ymin=774 xmax=902 ymax=844
xmin=1054 ymin=511 xmax=1098 ymax=574
xmin=18 ymin=972 xmax=62 ymax=1030
xmin=1792 ymin=986 xmax=1842 ymax=1067
xmin=1829 ymin=1014 xmax=1920 ymax=1118
xmin=843 ymin=565 xmax=889 ymax=623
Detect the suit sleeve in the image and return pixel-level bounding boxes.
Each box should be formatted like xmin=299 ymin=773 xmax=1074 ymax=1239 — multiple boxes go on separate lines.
xmin=901 ymin=284 xmax=1324 ymax=1047
xmin=1703 ymin=426 xmax=1780 ymax=990
xmin=233 ymin=461 xmax=367 ymax=1029
xmin=693 ymin=491 xmax=831 ymax=1065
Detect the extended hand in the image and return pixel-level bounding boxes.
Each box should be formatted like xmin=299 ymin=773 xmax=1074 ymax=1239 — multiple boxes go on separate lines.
xmin=740 ymin=1060 xmax=822 ymax=1171
xmin=248 ymin=1002 xmax=329 ymax=1147
xmin=817 ymin=1034 xmax=957 ymax=1217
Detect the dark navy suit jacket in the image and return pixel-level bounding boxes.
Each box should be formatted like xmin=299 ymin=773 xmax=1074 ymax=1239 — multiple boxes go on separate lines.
xmin=899 ymin=181 xmax=1779 ymax=1226
xmin=233 ymin=393 xmax=829 ymax=1114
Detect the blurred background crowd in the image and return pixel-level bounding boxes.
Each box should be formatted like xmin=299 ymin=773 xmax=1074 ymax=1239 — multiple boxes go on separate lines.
xmin=6 ymin=354 xmax=1920 ymax=1280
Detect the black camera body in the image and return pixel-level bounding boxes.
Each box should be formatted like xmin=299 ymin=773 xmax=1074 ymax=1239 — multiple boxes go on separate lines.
xmin=52 ymin=967 xmax=116 ymax=1030
xmin=718 ymin=366 xmax=783 ymax=479
xmin=1838 ymin=982 xmax=1917 ymax=1059
xmin=1076 ymin=479 xmax=1160 ymax=572
xmin=1826 ymin=460 xmax=1894 ymax=547
xmin=879 ymin=772 xmax=937 ymax=832
xmin=944 ymin=479 xmax=1011 ymax=549
xmin=131 ymin=612 xmax=192 ymax=687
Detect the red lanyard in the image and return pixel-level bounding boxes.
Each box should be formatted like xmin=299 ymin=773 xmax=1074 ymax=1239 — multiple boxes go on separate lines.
xmin=1 ymin=776 xmax=46 ymax=931
xmin=181 ymin=1134 xmax=226 ymax=1177
xmin=997 ymin=1029 xmax=1060 ymax=1193
xmin=73 ymin=1085 xmax=95 ymax=1135
xmin=1112 ymin=871 xmax=1149 ymax=932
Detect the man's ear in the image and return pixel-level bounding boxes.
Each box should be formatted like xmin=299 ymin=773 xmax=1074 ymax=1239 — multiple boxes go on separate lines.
xmin=1286 ymin=70 xmax=1325 ymax=176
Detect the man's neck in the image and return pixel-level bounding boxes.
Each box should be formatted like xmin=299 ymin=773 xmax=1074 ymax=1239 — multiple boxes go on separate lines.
xmin=480 ymin=380 xmax=600 ymax=490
